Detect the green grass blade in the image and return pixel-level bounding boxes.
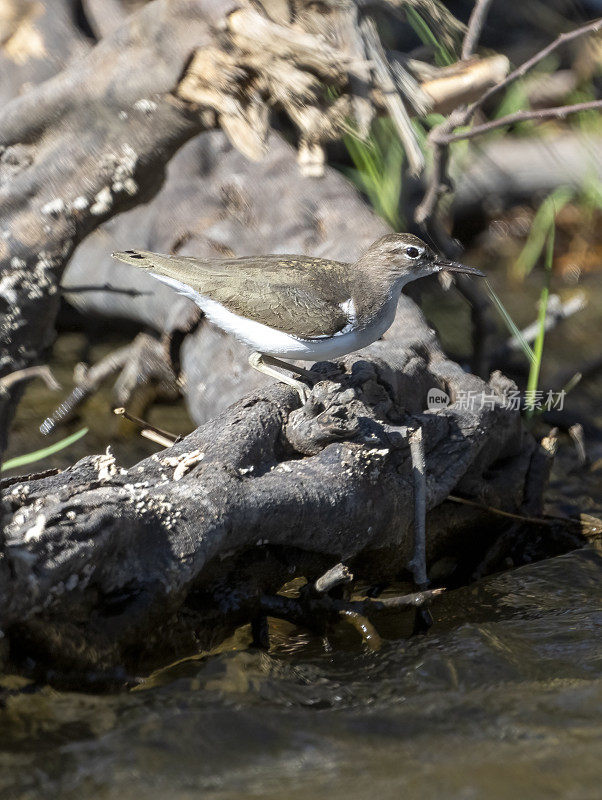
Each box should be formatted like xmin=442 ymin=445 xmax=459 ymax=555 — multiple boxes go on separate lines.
xmin=525 ymin=285 xmax=550 ymax=416
xmin=343 ymin=118 xmax=406 ymax=229
xmin=2 ymin=427 xmax=89 ymax=472
xmin=484 ymin=280 xmax=536 ymax=365
xmin=512 ymin=186 xmax=573 ymax=280
xmin=525 ymin=226 xmax=555 ymax=418
xmin=405 ymin=7 xmax=454 ymax=66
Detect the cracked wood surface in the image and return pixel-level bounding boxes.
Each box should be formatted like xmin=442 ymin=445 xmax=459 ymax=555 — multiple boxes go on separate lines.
xmin=1 ymin=333 xmax=538 ymax=672
xmin=0 ymin=0 xmax=550 ymax=675
xmin=0 ymin=0 xmax=234 ymax=451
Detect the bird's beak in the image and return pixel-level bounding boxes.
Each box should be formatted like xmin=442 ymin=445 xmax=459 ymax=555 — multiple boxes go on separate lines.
xmin=435 ymin=258 xmax=485 ymax=277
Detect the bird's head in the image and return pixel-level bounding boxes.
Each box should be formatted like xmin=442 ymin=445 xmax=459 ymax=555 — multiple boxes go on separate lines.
xmin=359 ymin=233 xmax=484 ymax=288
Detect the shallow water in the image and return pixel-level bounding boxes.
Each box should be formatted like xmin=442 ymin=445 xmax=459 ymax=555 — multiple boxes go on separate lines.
xmin=1 ymin=548 xmax=601 ymax=799
xmin=2 ymin=241 xmax=602 ymax=798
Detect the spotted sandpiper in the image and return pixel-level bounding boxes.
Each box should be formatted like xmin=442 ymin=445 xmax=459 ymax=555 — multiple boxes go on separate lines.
xmin=112 ymin=234 xmax=484 ymax=398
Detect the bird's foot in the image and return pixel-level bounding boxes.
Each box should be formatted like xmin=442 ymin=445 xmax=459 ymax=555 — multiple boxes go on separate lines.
xmin=249 ymin=352 xmax=313 ymax=403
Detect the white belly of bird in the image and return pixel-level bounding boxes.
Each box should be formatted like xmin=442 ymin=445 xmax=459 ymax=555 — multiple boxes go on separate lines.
xmin=198 ymin=294 xmax=397 ymax=360
xmin=152 ymin=273 xmax=398 ymax=362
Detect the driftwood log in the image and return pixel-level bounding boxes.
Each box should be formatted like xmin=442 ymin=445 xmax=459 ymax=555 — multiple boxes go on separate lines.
xmin=0 ymin=0 xmax=565 ymax=676
xmin=1 ymin=308 xmax=544 ymax=673
xmin=3 ymin=123 xmax=555 ymax=674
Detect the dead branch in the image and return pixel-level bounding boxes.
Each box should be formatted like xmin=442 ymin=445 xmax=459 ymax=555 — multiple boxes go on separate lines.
xmin=0 ymin=322 xmax=541 ymax=672
xmin=0 ymin=365 xmax=59 ymax=393
xmin=360 ymin=16 xmax=424 ymax=175
xmin=465 ymin=16 xmax=602 ymax=119
xmin=258 ymin=586 xmax=445 ymax=640
xmin=492 ymin=293 xmax=587 ymax=364
xmin=0 ymin=0 xmax=235 ymax=454
xmin=416 ymin=17 xmax=602 ymax=231
xmin=40 ymin=333 xmax=178 ymax=435
xmin=420 ymin=54 xmax=509 ymax=115
xmin=436 ymin=99 xmax=602 ymax=144
xmin=461 ymin=0 xmax=494 ymax=60
xmin=408 ymin=425 xmax=428 ymax=588
xmin=314 ymin=563 xmax=354 ymax=594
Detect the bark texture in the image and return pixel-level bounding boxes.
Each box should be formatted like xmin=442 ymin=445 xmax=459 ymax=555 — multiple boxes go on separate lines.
xmin=1 ymin=314 xmax=541 ymax=672
xmin=0 ymin=0 xmax=234 ymax=449
xmin=0 ymin=0 xmax=558 ymax=676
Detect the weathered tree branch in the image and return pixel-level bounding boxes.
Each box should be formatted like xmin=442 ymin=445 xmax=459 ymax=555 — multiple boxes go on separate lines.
xmin=436 ymin=99 xmax=602 ymax=144
xmin=415 ymin=16 xmax=602 ymax=230
xmin=0 ymin=1 xmax=572 ymax=677
xmin=0 ymin=0 xmax=235 ymax=452
xmin=1 ymin=316 xmax=541 ymax=672
xmin=461 ymin=0 xmax=494 ymax=60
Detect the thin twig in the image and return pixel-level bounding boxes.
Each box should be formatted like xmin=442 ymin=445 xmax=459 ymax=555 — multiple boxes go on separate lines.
xmin=259 ymin=587 xmax=445 ymax=627
xmin=0 ymin=365 xmax=60 ymax=393
xmin=447 ymin=493 xmax=600 ymax=532
xmin=264 ymin=587 xmax=439 ymax=648
xmin=568 ymin=423 xmax=588 ymax=467
xmin=436 ymin=99 xmax=602 ymax=144
xmin=464 ymin=16 xmax=602 ymax=119
xmin=113 ymin=407 xmax=179 ymax=443
xmin=448 ymin=493 xmax=553 ymax=525
xmin=492 ymin=293 xmax=586 ymax=363
xmin=314 ymin=562 xmax=354 ymax=594
xmin=462 ymin=0 xmax=494 ymax=60
xmin=414 ymin=123 xmax=455 ymax=225
xmin=140 ymin=429 xmax=177 ymax=449
xmin=40 ymin=348 xmax=131 ymax=435
xmin=408 ymin=426 xmax=428 ymax=588
xmin=416 ymin=17 xmax=602 ymax=228
xmin=0 ymin=467 xmax=61 ymax=490
xmin=551 ymin=353 xmax=602 ymax=389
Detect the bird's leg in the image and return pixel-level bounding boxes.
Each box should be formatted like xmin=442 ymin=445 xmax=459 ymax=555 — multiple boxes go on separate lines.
xmin=248 ymin=352 xmax=314 ymax=402
xmin=261 ymin=355 xmax=317 ymax=382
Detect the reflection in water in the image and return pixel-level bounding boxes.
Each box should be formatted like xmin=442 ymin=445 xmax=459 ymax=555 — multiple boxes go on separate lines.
xmin=1 ymin=548 xmax=601 ymax=800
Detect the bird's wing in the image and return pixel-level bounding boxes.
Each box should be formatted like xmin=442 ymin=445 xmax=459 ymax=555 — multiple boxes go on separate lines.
xmin=112 ymin=250 xmax=352 ymax=338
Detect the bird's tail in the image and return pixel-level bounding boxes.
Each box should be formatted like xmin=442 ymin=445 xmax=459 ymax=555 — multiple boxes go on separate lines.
xmin=112 ymin=250 xmax=201 ymax=299
xmin=112 ymin=249 xmax=171 ymax=272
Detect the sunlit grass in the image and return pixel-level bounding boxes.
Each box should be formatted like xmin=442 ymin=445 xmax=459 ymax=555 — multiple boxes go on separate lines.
xmin=405 ymin=6 xmax=455 ymax=66
xmin=525 ymin=226 xmax=554 ymax=419
xmin=484 ymin=280 xmax=536 ymax=365
xmin=2 ymin=427 xmax=89 ymax=472
xmin=512 ymin=186 xmax=574 ymax=281
xmin=342 ymin=118 xmax=406 ymax=229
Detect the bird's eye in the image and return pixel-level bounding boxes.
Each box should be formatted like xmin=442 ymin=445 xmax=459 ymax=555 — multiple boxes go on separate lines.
xmin=405 ymin=246 xmax=421 ymax=259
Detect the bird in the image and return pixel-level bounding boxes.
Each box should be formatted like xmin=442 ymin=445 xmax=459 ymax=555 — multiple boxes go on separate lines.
xmin=112 ymin=233 xmax=484 ymax=398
